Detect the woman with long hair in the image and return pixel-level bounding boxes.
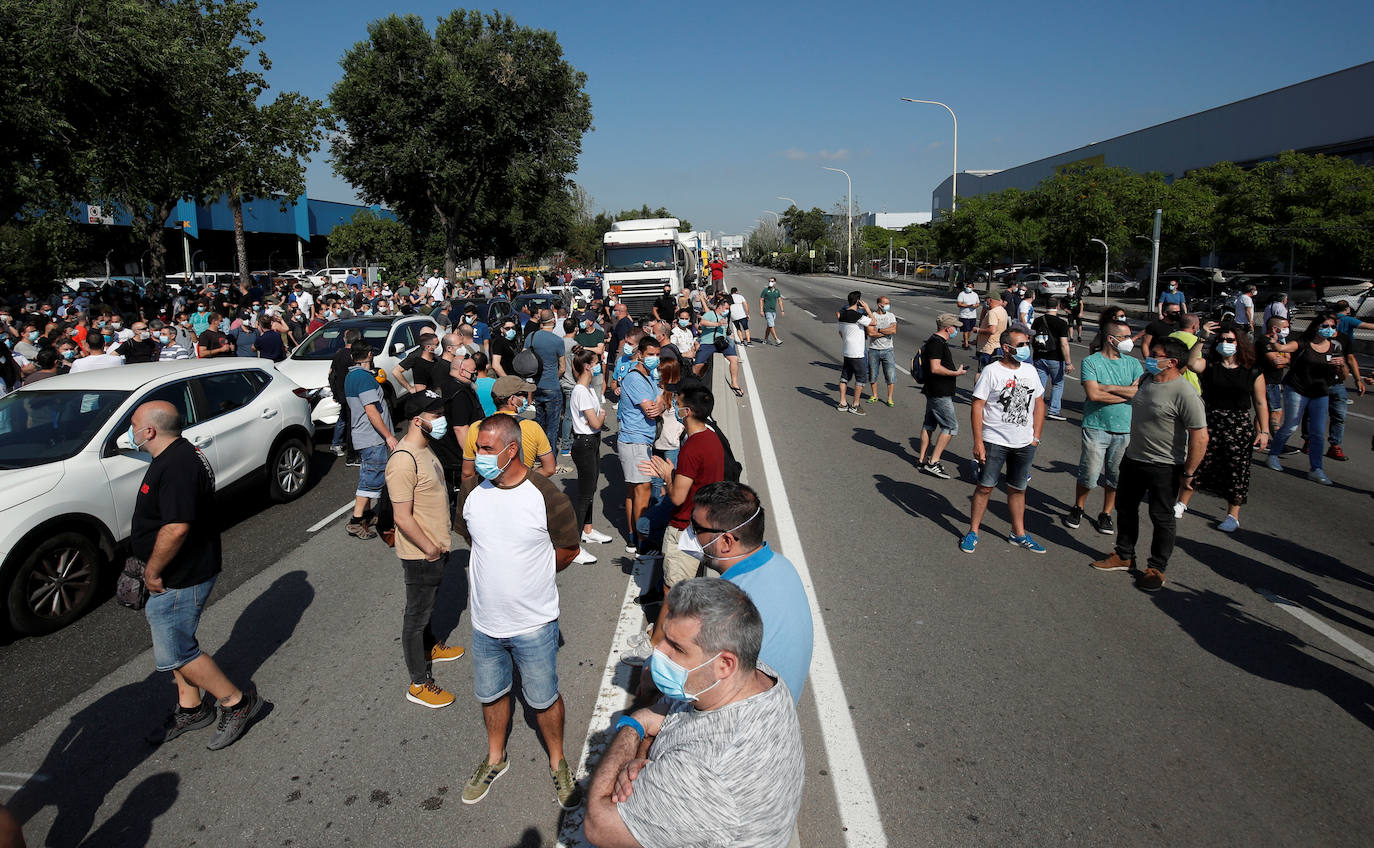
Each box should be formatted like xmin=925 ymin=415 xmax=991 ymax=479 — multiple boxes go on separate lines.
xmin=1176 ymin=325 xmax=1268 ymax=531
xmin=1266 ymin=313 xmax=1345 ymax=485
xmin=568 ymin=347 xmax=612 ymax=546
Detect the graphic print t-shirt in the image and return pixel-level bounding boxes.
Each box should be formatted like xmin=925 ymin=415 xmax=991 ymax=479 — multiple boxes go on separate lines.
xmin=971 ymin=359 xmax=1044 ymax=449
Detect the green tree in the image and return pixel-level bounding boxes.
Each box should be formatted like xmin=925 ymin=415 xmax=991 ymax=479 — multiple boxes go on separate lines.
xmin=0 ymin=214 xmax=89 ymax=287
xmin=613 ymin=205 xmax=692 ymax=231
xmin=325 ymin=210 xmax=417 ymax=272
xmin=331 ymin=11 xmax=592 ymax=278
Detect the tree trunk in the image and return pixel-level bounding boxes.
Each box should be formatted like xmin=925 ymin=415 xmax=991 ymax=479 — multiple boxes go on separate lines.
xmin=231 ymin=194 xmax=251 ymax=289
xmin=134 ymin=200 xmax=175 ymax=294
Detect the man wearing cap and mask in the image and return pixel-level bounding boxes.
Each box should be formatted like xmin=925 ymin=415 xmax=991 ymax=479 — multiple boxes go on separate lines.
xmin=460 ymin=375 xmax=555 ymax=484
xmin=386 ymin=391 xmax=466 ymax=710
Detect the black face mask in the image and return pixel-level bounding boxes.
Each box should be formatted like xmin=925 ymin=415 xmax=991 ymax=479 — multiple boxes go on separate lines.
xmin=1165 ymin=313 xmax=1179 ymax=322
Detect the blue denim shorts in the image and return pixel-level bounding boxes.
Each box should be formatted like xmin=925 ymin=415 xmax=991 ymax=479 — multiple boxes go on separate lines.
xmin=1265 ymin=383 xmax=1282 ymax=417
xmin=922 ymin=394 xmax=958 ymax=435
xmin=978 ymin=441 xmax=1037 ymax=491
xmin=472 ymin=619 xmax=560 ymax=709
xmin=1077 ymin=427 xmax=1130 ymax=490
xmin=867 ymin=347 xmax=896 ymax=385
xmin=765 ymin=311 xmax=777 ymax=328
xmin=356 ymin=443 xmax=388 ymax=498
xmin=145 ymin=575 xmax=217 ymax=672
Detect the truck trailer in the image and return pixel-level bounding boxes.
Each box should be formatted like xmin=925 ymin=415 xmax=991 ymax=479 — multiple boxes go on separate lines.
xmin=602 ymin=218 xmax=700 ymax=317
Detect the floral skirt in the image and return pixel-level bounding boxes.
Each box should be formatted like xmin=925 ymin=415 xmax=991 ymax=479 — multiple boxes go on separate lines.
xmin=1194 ymin=407 xmax=1254 ymax=506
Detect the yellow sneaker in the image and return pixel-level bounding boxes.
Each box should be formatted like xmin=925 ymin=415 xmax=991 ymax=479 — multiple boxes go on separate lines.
xmin=430 ymin=643 xmax=465 ymax=663
xmin=406 ymin=680 xmax=455 ymax=709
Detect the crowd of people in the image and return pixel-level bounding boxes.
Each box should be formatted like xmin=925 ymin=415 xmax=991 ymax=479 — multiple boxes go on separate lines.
xmin=873 ymin=277 xmax=1371 ymax=593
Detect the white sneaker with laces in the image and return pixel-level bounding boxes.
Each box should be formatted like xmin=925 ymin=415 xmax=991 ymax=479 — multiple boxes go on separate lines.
xmin=581 ymin=529 xmax=614 ymax=544
xmin=573 ymin=548 xmax=598 ymax=565
xmin=1173 ymin=501 xmax=1186 ymax=519
xmin=621 ymin=631 xmax=654 ymax=668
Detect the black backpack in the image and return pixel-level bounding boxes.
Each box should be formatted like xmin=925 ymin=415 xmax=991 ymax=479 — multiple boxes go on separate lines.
xmin=512 ymin=346 xmax=542 ymax=382
xmin=911 ymin=346 xmax=926 ymax=384
xmin=705 ymin=417 xmax=743 ymax=482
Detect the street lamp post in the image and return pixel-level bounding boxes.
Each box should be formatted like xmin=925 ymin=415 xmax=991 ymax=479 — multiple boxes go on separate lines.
xmin=1089 ymin=238 xmax=1109 ymax=309
xmin=899 ymin=247 xmax=909 ymax=278
xmin=777 ymin=196 xmax=797 ymax=209
xmin=901 ymin=98 xmax=958 ymax=213
xmin=822 ymin=166 xmax=852 ymax=275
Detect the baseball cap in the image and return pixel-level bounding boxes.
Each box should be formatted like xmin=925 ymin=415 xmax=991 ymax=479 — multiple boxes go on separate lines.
xmin=493 ymin=375 xmax=532 ymax=398
xmin=936 ymin=313 xmax=961 ymax=329
xmin=403 ymin=389 xmax=445 ymax=418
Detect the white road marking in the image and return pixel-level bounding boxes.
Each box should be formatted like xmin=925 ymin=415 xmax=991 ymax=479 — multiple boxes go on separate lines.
xmin=307 ymin=502 xmax=355 ymax=533
xmin=558 ymin=556 xmax=654 ymax=848
xmin=801 ymin=308 xmax=817 ymax=319
xmin=735 ymin=347 xmax=889 ymax=846
xmin=1258 ymin=588 xmax=1374 ymax=671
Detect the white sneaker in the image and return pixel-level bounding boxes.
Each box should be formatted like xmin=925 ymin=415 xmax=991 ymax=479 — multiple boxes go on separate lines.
xmin=573 ymin=548 xmax=598 ymax=565
xmin=1173 ymin=501 xmax=1186 ymax=520
xmin=620 ymin=631 xmax=654 ymax=668
xmin=581 ymin=529 xmax=614 ymax=544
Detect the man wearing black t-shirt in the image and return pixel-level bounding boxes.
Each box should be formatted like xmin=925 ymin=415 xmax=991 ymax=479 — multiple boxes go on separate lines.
xmin=1142 ymin=306 xmax=1181 ymax=359
xmin=1031 ymin=298 xmax=1073 ymax=420
xmin=915 ymin=314 xmax=968 ymax=478
xmin=429 ymin=354 xmax=484 ymax=493
xmin=391 ymin=330 xmax=439 ymax=394
xmin=652 ymin=285 xmax=677 ymax=322
xmin=197 ymin=312 xmax=232 ymax=358
xmin=131 ymin=401 xmax=264 ymax=750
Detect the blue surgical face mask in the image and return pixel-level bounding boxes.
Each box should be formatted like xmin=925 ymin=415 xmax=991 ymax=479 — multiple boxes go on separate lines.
xmin=158 ymin=335 xmax=170 ymax=345
xmin=643 ymin=355 xmax=660 ymax=370
xmin=26 ymin=331 xmax=39 ymax=342
xmin=62 ymin=349 xmax=76 ymax=360
xmin=504 ymin=329 xmax=516 ymax=340
xmin=622 ymin=343 xmax=633 ymax=356
xmin=424 ymin=416 xmax=448 ymax=440
xmin=1010 ymin=344 xmax=1032 ymax=363
xmin=674 ymin=405 xmax=685 ymax=424
xmin=1216 ymin=341 xmax=1237 ymax=357
xmin=474 ymin=450 xmax=512 ymax=480
xmin=1144 ymin=357 xmax=1164 ymax=375
xmin=127 ymin=425 xmax=149 ymax=452
xmin=649 ymin=648 xmax=722 ymax=702
xmin=592 ymin=364 xmax=602 ymax=376
xmin=1318 ymin=326 xmax=1337 ymax=339
xmin=678 ymin=319 xmax=690 ymax=328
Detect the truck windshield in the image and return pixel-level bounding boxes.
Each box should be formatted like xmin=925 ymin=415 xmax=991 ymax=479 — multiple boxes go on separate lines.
xmin=605 ymin=245 xmax=674 ymax=272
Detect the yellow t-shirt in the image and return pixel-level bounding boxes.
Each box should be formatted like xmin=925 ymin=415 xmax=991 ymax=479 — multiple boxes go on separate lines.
xmin=979 ymin=306 xmax=1009 ymax=355
xmin=462 ymin=410 xmax=553 ymax=467
xmin=1168 ymin=331 xmax=1203 ymax=395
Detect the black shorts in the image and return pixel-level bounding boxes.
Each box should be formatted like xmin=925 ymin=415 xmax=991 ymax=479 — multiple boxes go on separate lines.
xmin=840 ymin=356 xmax=868 ymax=383
xmin=733 ymin=317 xmax=749 ymax=332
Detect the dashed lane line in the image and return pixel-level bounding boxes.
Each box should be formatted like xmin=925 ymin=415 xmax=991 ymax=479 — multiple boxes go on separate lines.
xmin=735 ymin=346 xmax=889 ymax=846
xmin=307 ymin=501 xmax=356 ymax=533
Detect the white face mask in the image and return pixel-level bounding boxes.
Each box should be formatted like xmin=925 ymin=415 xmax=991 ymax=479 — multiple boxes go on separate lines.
xmin=1113 ymin=337 xmax=1134 ymax=355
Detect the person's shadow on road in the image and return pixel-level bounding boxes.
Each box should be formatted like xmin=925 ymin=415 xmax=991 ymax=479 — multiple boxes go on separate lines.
xmin=6 ymin=570 xmax=314 ymax=846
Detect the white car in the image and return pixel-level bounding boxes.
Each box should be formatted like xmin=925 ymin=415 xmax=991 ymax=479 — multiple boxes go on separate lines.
xmin=275 ymin=314 xmax=440 ymax=427
xmin=1025 ymin=272 xmax=1073 ymax=296
xmin=1084 ymin=273 xmax=1136 ymax=296
xmin=0 ymin=359 xmax=314 ymax=635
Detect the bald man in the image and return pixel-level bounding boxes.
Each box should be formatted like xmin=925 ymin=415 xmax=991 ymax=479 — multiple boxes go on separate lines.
xmin=130 ymin=401 xmax=265 ymax=750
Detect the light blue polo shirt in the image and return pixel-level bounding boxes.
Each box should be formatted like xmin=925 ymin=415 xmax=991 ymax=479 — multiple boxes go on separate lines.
xmin=721 ymin=542 xmax=813 ymax=703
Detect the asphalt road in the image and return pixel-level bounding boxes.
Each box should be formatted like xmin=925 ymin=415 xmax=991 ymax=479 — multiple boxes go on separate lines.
xmin=1 ymin=267 xmax=1372 ymax=847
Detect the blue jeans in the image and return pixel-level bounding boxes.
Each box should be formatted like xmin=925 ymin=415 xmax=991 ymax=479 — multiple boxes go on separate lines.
xmin=145 ymin=575 xmax=218 ymax=672
xmin=867 ymin=347 xmax=896 ymax=386
xmin=1271 ymin=386 xmax=1328 ymax=471
xmin=977 ymin=441 xmax=1037 ymax=491
xmin=1077 ymin=427 xmax=1130 ymax=490
xmin=558 ymin=385 xmax=574 ymax=452
xmin=534 ymin=386 xmax=562 ymax=454
xmin=1327 ymin=383 xmax=1348 ymax=447
xmin=649 ymin=447 xmax=679 ymax=502
xmin=1034 ymin=359 xmax=1066 ymax=416
xmin=472 ymin=620 xmax=560 ymax=709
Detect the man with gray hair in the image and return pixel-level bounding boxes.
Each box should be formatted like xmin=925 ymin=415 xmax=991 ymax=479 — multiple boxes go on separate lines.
xmin=129 ymin=401 xmax=264 ymax=750
xmin=584 ymin=578 xmax=804 ymax=848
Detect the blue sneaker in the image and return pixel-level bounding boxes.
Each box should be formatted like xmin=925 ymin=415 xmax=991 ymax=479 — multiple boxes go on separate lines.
xmin=1265 ymin=454 xmax=1283 ymax=472
xmin=1009 ymin=534 xmax=1047 ymax=554
xmin=959 ymin=531 xmax=978 ymax=553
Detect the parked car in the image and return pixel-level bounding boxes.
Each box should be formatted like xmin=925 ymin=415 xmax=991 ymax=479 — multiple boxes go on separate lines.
xmin=1084 ymin=273 xmax=1136 ymax=296
xmin=275 ymin=314 xmax=439 ymax=428
xmin=1022 ymin=272 xmax=1073 ymax=296
xmin=0 ymin=359 xmax=314 ymax=635
xmin=1314 ymin=276 xmax=1372 ymax=302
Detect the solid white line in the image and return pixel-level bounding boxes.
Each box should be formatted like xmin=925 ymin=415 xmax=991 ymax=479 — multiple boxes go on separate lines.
xmin=735 ymin=349 xmax=889 ymax=845
xmin=801 ymin=308 xmax=817 ymax=319
xmin=558 ymin=556 xmax=654 ymax=848
xmin=1258 ymin=588 xmax=1374 ymax=671
xmin=307 ymin=502 xmax=355 ymax=533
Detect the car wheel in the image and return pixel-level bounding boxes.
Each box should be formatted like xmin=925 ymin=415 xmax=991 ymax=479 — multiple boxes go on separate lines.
xmin=1126 ymin=287 xmax=1140 ymax=297
xmin=5 ymin=531 xmax=104 ymax=635
xmin=268 ymin=436 xmax=311 ymax=502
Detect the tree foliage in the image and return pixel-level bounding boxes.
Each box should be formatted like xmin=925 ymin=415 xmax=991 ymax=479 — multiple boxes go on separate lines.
xmin=325 ymin=210 xmax=417 ymax=273
xmin=330 ymin=10 xmax=592 ymax=277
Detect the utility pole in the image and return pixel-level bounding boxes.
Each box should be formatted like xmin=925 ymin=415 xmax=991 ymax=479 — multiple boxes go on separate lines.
xmin=1148 ymin=209 xmax=1162 ymax=312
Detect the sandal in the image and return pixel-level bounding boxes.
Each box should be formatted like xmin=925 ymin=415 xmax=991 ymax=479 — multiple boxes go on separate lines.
xmin=730 ymin=384 xmax=744 ymax=397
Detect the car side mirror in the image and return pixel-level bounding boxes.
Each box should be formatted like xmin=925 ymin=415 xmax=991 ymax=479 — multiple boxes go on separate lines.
xmin=115 ymin=431 xmax=135 ymax=451
xmin=393 ymin=342 xmax=405 ymax=354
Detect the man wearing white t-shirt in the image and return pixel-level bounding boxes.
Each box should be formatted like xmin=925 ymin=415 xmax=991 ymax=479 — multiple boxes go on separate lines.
xmin=955 ymin=282 xmax=980 ymax=350
xmin=453 ymin=415 xmax=584 ymax=810
xmin=960 ymin=326 xmax=1047 ymax=555
xmin=835 ymin=291 xmax=874 ymax=414
xmin=425 ymin=270 xmax=447 ymax=302
xmin=68 ymin=333 xmax=124 ymax=372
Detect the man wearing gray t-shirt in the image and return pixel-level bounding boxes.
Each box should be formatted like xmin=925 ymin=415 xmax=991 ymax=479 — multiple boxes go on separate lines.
xmin=1092 ymin=337 xmax=1208 ymax=592
xmin=585 ymin=579 xmax=804 ymax=848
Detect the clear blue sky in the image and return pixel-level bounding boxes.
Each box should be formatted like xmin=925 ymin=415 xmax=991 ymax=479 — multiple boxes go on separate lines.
xmin=256 ymin=0 xmax=1374 ymax=238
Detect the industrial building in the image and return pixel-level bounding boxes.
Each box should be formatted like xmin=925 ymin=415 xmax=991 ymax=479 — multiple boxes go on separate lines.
xmin=931 ymin=61 xmax=1374 ymax=216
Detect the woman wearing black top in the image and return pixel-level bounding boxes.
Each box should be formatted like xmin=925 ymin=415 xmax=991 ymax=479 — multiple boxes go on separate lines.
xmin=1177 ymin=326 xmax=1268 ymax=531
xmin=1266 ymin=314 xmax=1345 ymax=485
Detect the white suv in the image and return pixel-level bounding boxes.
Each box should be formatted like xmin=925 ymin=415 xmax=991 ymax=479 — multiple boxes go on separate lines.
xmin=0 ymin=359 xmax=315 ymax=635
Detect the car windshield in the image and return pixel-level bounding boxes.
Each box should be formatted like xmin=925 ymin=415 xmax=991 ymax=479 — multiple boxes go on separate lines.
xmin=604 ymin=245 xmax=674 ymax=272
xmin=0 ymin=389 xmax=131 ymax=469
xmin=291 ymin=323 xmax=392 ymax=360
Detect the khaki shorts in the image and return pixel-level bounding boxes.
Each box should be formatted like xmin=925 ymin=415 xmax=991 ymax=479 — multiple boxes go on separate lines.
xmin=662 ymin=525 xmax=703 ymax=588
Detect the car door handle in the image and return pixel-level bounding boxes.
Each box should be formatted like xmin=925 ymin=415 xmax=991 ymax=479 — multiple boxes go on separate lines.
xmin=261 ymin=408 xmax=279 ymax=419
xmin=191 ymin=435 xmax=214 ymax=447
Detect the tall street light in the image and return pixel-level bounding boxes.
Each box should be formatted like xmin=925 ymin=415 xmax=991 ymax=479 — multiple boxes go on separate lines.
xmin=1089 ymin=238 xmax=1109 ymax=309
xmin=777 ymin=195 xmax=797 ymax=209
xmin=901 ymin=98 xmax=958 ymax=213
xmin=822 ymin=166 xmax=852 ymax=275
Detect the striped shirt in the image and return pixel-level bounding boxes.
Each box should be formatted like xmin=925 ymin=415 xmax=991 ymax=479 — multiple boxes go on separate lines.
xmin=618 ymin=664 xmax=804 ymax=847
